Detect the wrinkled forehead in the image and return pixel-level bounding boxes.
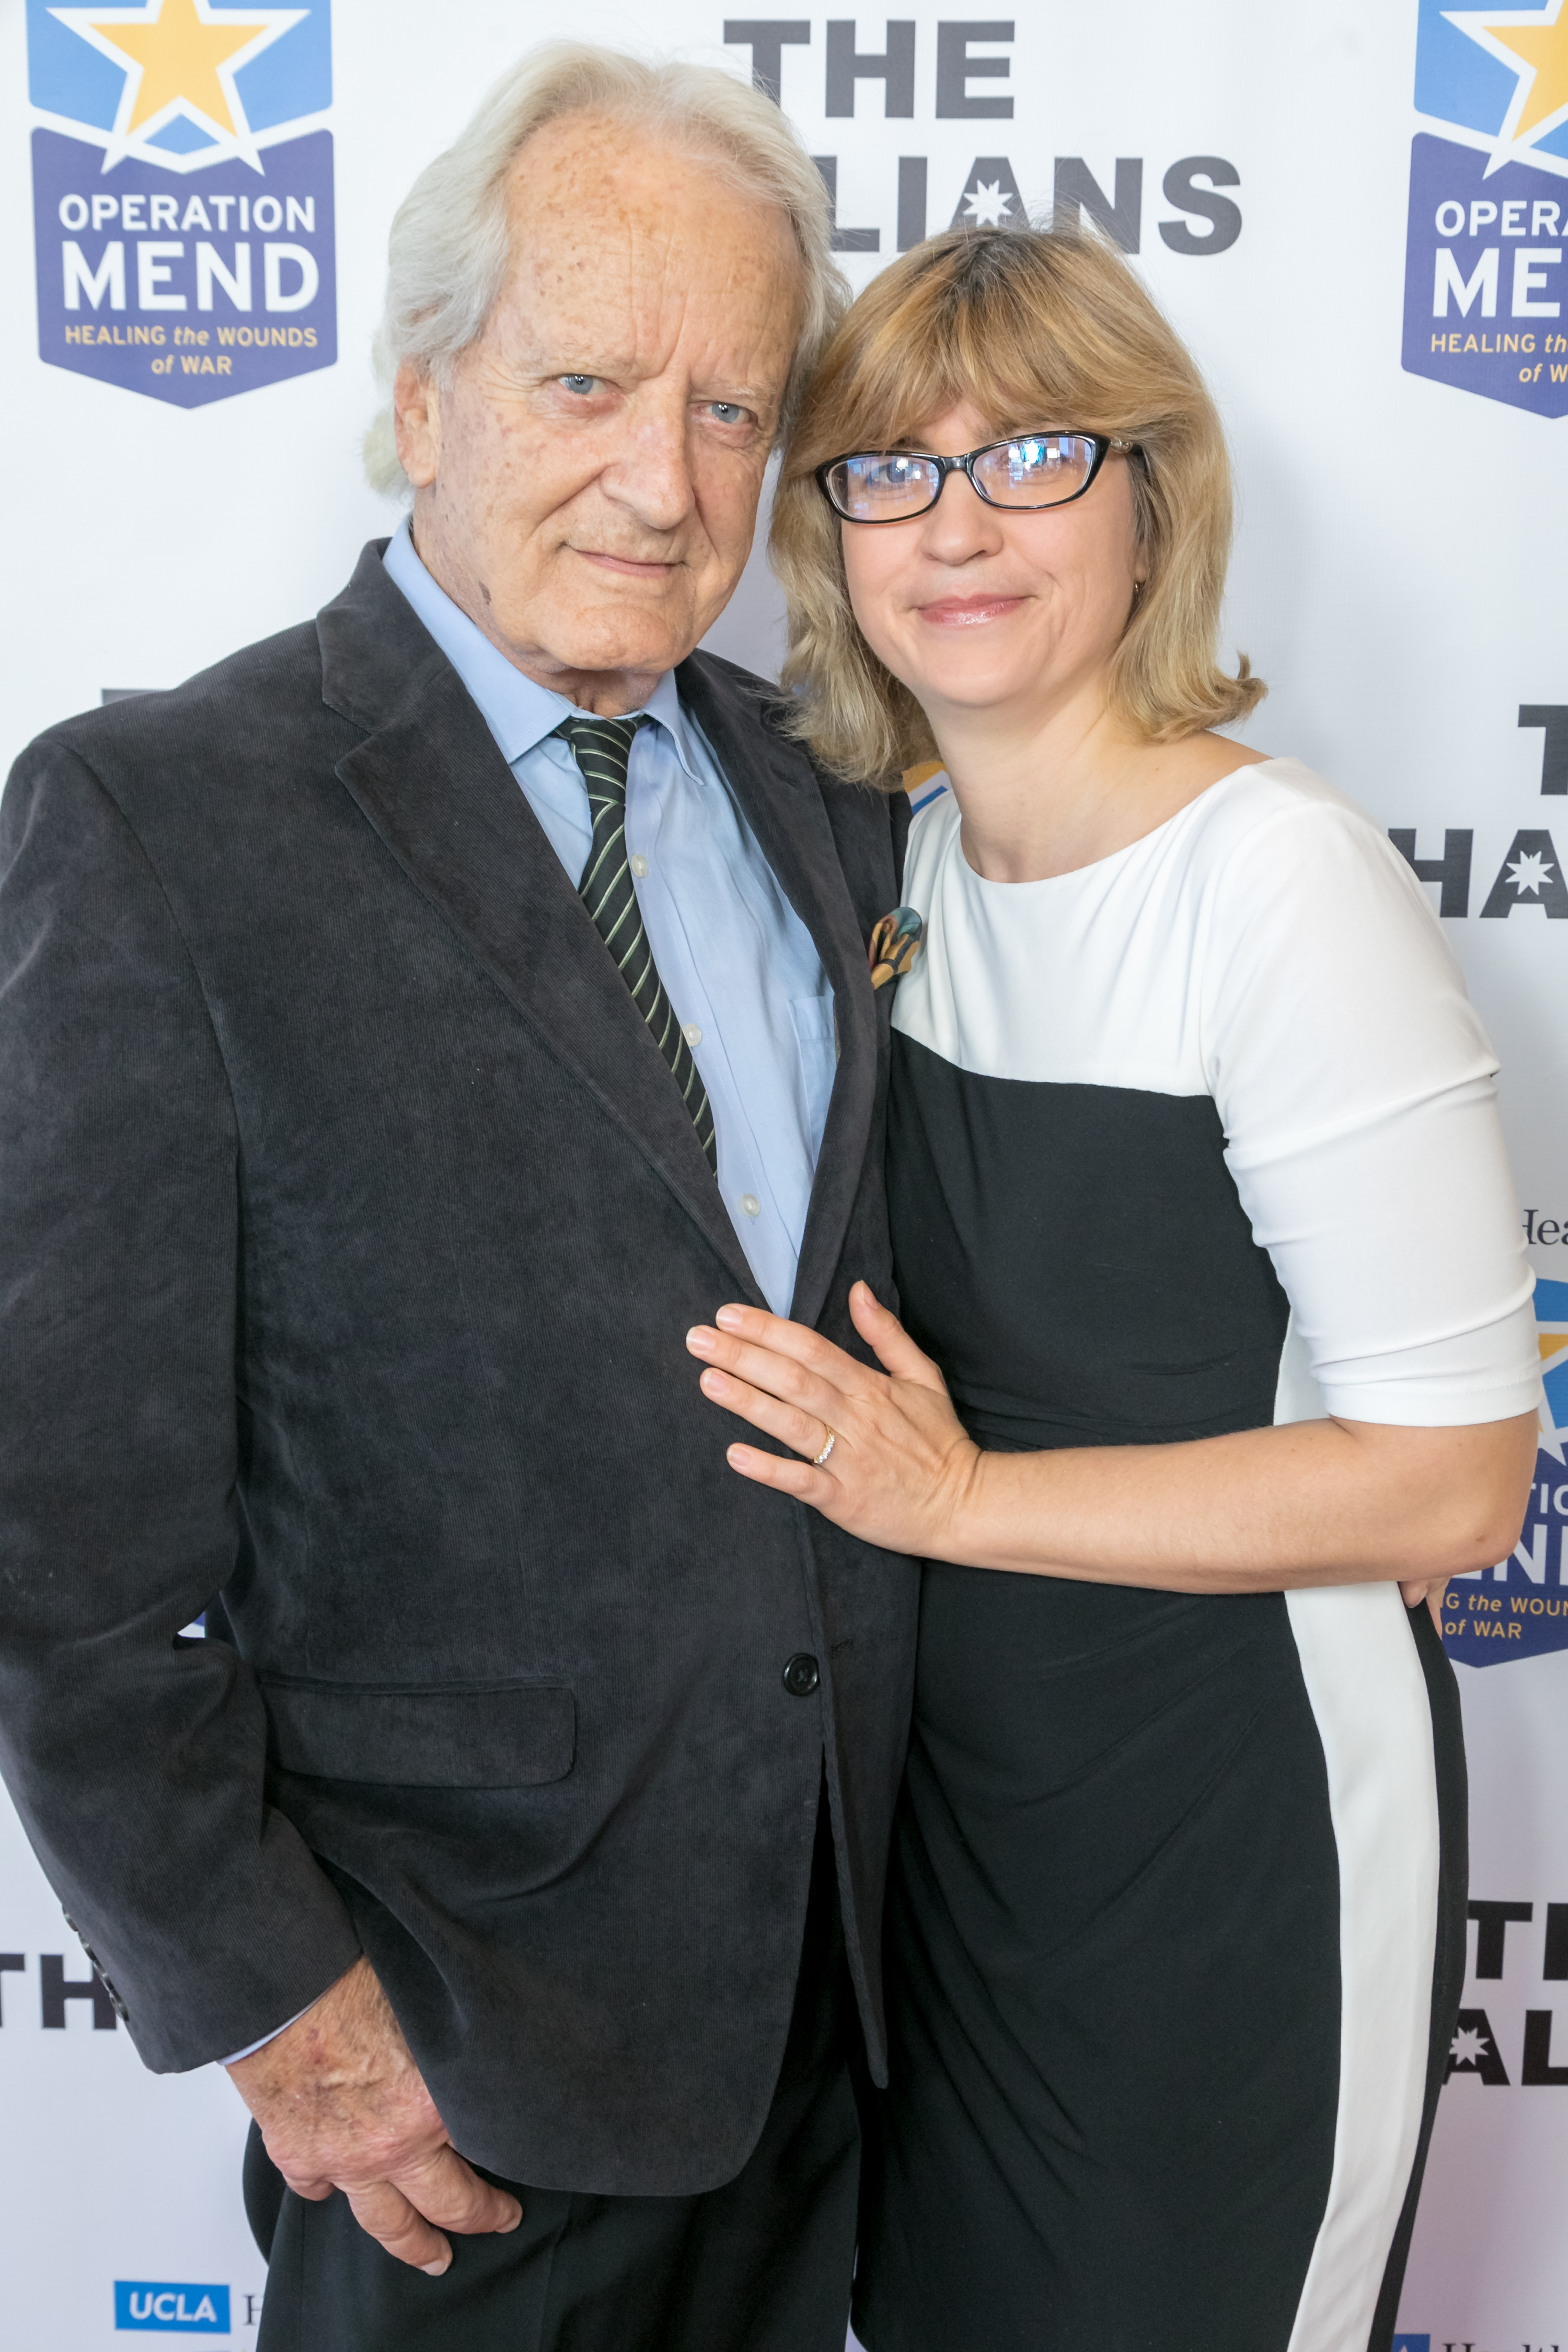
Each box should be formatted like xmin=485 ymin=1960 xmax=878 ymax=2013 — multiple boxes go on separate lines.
xmin=499 ymin=112 xmax=804 ymax=371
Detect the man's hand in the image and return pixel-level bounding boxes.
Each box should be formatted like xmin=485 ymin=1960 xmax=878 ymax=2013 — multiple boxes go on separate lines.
xmin=226 ymin=1955 xmax=521 ymax=2274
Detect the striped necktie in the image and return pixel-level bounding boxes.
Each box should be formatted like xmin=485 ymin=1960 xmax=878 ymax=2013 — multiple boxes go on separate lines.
xmin=556 ymin=713 xmax=718 ymax=1173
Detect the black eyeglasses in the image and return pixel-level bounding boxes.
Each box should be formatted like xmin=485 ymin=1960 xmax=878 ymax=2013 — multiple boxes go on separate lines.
xmin=817 ymin=432 xmax=1128 ymax=524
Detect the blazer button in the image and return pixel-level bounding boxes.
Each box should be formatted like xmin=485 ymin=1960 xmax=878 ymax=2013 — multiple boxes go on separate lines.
xmin=782 ymin=1652 xmax=820 ymax=1697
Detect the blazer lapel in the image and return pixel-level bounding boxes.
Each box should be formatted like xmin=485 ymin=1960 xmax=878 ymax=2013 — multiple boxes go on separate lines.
xmin=677 ymin=655 xmax=880 ymax=1333
xmin=318 ymin=548 xmax=760 ymax=1301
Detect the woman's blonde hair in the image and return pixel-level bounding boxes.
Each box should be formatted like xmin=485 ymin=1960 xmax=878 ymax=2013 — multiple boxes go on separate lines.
xmin=770 ymin=225 xmax=1263 ymax=786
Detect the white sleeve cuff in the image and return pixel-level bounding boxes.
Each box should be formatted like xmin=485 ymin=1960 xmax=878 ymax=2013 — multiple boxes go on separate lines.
xmin=219 ymin=2001 xmax=313 ymax=2068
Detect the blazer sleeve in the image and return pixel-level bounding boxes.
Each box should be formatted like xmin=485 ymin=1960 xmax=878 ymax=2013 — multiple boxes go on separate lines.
xmin=0 ymin=737 xmax=362 ymax=2071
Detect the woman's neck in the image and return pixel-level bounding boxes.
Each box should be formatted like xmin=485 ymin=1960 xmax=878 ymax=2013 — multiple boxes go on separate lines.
xmin=928 ymin=682 xmax=1266 ymax=886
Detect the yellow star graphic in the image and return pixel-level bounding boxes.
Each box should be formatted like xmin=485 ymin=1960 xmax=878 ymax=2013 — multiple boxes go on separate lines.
xmin=85 ymin=0 xmax=276 ymax=135
xmin=1485 ymin=4 xmax=1568 ymax=137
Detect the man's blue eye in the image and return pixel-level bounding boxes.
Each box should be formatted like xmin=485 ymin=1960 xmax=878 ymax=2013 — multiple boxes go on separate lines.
xmin=709 ymin=403 xmax=746 ymax=424
xmin=560 ymin=374 xmax=597 ymax=395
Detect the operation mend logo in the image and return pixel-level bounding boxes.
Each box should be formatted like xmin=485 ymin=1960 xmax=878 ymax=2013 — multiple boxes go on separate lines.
xmin=1442 ymin=1277 xmax=1568 ymax=1664
xmin=26 ymin=0 xmax=335 ymax=407
xmin=1403 ymin=0 xmax=1568 ymax=415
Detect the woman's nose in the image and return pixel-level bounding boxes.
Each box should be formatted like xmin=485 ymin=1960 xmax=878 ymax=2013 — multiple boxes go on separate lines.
xmin=918 ymin=467 xmax=1006 ymax=561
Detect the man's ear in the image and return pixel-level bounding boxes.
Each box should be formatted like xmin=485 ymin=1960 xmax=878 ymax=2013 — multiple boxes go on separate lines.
xmin=394 ymin=364 xmax=440 ymax=490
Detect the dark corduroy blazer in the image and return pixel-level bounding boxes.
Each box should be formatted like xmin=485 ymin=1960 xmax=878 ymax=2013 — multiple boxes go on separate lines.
xmin=0 ymin=543 xmax=917 ymax=2196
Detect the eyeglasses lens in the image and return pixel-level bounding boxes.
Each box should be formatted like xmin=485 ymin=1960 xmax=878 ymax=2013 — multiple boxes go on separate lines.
xmin=972 ymin=434 xmax=1097 ymax=508
xmin=827 ymin=435 xmax=1101 ymax=518
xmin=828 ymin=453 xmax=943 ymax=520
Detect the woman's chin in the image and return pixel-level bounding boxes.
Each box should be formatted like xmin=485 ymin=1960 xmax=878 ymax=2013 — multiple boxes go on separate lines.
xmin=901 ymin=661 xmax=1046 ymax=718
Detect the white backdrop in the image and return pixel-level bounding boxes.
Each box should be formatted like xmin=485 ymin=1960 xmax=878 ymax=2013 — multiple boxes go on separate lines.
xmin=3 ymin=0 xmax=1566 ymax=2343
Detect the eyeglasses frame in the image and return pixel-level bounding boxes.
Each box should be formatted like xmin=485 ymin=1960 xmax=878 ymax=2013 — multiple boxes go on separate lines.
xmin=816 ymin=432 xmax=1132 ymax=524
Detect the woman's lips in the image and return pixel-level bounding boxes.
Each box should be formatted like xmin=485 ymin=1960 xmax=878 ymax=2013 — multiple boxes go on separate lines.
xmin=914 ymin=594 xmax=1025 ymax=626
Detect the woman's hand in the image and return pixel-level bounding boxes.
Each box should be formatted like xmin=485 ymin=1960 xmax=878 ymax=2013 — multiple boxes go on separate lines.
xmin=1399 ymin=1576 xmax=1446 ymax=1633
xmin=686 ymin=1280 xmax=982 ymax=1557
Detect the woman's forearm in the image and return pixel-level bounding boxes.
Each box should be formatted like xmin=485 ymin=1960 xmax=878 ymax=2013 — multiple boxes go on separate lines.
xmin=940 ymin=1411 xmax=1538 ymax=1591
xmin=687 ymin=1292 xmax=1538 ymax=1594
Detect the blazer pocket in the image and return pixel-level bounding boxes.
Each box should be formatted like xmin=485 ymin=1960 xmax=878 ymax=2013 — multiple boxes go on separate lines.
xmin=261 ymin=1677 xmax=575 ymax=1788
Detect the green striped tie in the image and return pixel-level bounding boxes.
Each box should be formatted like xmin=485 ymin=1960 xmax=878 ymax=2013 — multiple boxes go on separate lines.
xmin=557 ymin=713 xmax=718 ymax=1173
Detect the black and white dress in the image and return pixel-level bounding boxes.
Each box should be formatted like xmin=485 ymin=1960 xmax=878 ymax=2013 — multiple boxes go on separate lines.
xmin=852 ymin=759 xmax=1539 ymax=2352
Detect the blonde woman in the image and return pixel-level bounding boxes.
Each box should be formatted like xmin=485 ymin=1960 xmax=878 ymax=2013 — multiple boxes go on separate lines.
xmin=685 ymin=228 xmax=1540 ymax=2351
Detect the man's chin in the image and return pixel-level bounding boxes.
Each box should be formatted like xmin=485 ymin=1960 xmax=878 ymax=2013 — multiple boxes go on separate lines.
xmin=515 ymin=598 xmax=709 ymax=685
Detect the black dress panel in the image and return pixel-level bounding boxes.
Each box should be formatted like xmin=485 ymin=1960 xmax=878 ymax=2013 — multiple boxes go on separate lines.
xmin=857 ymin=1030 xmax=1343 ymax=2350
xmin=858 ymin=1569 xmax=1343 ymax=2352
xmin=886 ymin=1032 xmax=1290 ymax=1450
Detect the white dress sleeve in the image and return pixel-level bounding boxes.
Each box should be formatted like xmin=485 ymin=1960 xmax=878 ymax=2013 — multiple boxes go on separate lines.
xmin=1198 ymin=789 xmax=1540 ymax=1426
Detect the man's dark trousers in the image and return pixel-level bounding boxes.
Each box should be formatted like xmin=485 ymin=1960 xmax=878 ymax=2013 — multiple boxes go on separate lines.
xmin=248 ymin=1798 xmax=860 ymax=2351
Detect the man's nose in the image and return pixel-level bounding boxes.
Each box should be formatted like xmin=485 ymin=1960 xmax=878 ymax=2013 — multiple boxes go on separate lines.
xmin=598 ymin=391 xmax=697 ymax=533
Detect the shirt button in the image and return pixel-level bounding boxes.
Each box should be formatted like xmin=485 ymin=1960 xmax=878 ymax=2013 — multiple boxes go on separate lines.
xmin=740 ymin=1193 xmax=761 ymax=1218
xmin=629 ymin=853 xmax=649 ymax=879
xmin=683 ymin=1023 xmax=703 ymax=1047
xmin=782 ymin=1653 xmax=821 ymax=1697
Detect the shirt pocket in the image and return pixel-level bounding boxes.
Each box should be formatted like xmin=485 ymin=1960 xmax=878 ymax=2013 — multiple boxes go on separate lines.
xmin=789 ymin=994 xmax=838 ymax=1148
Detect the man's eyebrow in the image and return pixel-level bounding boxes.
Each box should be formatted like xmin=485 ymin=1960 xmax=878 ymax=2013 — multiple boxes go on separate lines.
xmin=520 ymin=350 xmax=637 ymax=376
xmin=515 ymin=353 xmax=773 ymax=397
xmin=692 ymin=383 xmax=774 ymax=407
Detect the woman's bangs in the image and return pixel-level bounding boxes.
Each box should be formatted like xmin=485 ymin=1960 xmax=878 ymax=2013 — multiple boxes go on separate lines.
xmin=822 ymin=278 xmax=1076 ymax=459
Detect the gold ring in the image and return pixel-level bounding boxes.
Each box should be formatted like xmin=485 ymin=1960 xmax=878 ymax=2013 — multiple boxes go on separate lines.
xmin=811 ymin=1428 xmax=837 ymax=1468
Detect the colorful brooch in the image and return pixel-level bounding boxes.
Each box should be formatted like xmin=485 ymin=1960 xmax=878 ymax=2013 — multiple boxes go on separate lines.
xmin=869 ymin=905 xmax=924 ymax=990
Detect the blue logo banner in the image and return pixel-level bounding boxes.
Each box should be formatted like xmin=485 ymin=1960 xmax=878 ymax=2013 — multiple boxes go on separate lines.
xmin=27 ymin=0 xmax=334 ymax=407
xmin=1443 ymin=1278 xmax=1568 ymax=1666
xmin=1403 ymin=132 xmax=1568 ymax=416
xmin=115 ymin=2281 xmax=231 ymax=2332
xmin=1403 ymin=0 xmax=1568 ymax=414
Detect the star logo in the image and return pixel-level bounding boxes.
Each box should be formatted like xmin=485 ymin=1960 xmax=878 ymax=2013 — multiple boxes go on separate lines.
xmin=962 ymin=178 xmax=1014 ymax=227
xmin=1506 ymin=846 xmax=1557 ymax=893
xmin=1537 ymin=1307 xmax=1568 ymax=1462
xmin=49 ymin=0 xmax=306 ymax=171
xmin=1444 ymin=0 xmax=1568 ymax=174
xmin=1450 ymin=2023 xmax=1493 ymax=2063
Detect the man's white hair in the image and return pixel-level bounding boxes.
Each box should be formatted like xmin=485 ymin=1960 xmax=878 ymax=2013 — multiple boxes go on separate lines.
xmin=364 ymin=43 xmax=848 ymax=499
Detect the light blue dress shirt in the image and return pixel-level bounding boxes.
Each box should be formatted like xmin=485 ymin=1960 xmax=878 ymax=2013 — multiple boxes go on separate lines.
xmin=382 ymin=518 xmax=835 ymax=1318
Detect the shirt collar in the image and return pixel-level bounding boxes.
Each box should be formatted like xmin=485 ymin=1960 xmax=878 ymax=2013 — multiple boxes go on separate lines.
xmin=382 ymin=517 xmax=701 ymax=778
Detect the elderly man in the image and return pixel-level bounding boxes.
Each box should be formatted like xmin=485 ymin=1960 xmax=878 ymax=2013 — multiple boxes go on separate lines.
xmin=0 ymin=44 xmax=914 ymax=2352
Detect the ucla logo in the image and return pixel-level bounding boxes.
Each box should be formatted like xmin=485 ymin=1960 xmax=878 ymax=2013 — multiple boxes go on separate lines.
xmin=114 ymin=2280 xmax=230 ymax=2332
xmin=1443 ymin=1276 xmax=1568 ymax=1663
xmin=1403 ymin=0 xmax=1568 ymax=415
xmin=26 ymin=0 xmax=335 ymax=406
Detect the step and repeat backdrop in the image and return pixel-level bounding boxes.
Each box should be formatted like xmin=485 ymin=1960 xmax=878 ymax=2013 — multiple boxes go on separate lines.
xmin=2 ymin=0 xmax=1566 ymax=2342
